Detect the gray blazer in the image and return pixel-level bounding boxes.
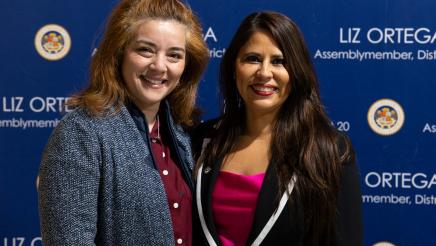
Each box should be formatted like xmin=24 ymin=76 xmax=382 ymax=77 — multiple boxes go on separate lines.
xmin=38 ymin=104 xmax=194 ymax=246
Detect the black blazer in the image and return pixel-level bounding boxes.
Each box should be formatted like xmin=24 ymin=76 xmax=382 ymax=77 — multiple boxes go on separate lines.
xmin=191 ymin=120 xmax=363 ymax=246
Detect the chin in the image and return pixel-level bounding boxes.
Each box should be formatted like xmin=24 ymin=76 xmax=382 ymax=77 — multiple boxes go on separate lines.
xmin=246 ymin=103 xmax=280 ymax=113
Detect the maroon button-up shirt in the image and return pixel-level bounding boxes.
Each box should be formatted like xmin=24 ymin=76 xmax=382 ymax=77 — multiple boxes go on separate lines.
xmin=149 ymin=117 xmax=192 ymax=246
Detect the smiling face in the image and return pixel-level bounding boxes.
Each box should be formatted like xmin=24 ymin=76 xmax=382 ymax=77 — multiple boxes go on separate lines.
xmin=235 ymin=30 xmax=291 ymax=117
xmin=122 ymin=19 xmax=187 ymax=112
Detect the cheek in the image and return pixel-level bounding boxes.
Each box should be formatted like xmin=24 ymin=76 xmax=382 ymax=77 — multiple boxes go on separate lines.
xmin=122 ymin=54 xmax=137 ymax=76
xmin=171 ymin=62 xmax=186 ymax=79
xmin=235 ymin=81 xmax=243 ymax=97
xmin=279 ymin=71 xmax=291 ymax=87
xmin=282 ymin=84 xmax=291 ymax=100
xmin=235 ymin=74 xmax=245 ymax=95
xmin=121 ymin=59 xmax=130 ymax=84
xmin=278 ymin=71 xmax=291 ymax=97
xmin=121 ymin=56 xmax=140 ymax=89
xmin=235 ymin=67 xmax=249 ymax=90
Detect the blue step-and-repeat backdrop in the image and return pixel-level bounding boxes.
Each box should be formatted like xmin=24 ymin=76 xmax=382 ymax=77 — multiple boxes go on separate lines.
xmin=1 ymin=0 xmax=435 ymax=245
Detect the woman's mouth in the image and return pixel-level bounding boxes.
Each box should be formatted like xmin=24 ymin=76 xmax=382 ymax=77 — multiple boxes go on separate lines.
xmin=250 ymin=84 xmax=278 ymax=96
xmin=140 ymin=74 xmax=167 ymax=87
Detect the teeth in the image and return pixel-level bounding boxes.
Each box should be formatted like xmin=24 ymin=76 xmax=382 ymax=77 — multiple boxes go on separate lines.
xmin=252 ymin=85 xmax=277 ymax=92
xmin=140 ymin=74 xmax=164 ymax=84
xmin=147 ymin=79 xmax=163 ymax=85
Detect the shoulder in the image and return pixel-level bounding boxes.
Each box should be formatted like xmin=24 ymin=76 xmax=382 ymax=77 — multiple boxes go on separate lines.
xmin=49 ymin=106 xmax=133 ymax=145
xmin=189 ymin=118 xmax=221 ymax=160
xmin=336 ymin=131 xmax=351 ymax=150
xmin=336 ymin=133 xmax=363 ymax=245
xmin=63 ymin=105 xmax=133 ymax=127
xmin=190 ymin=118 xmax=221 ymax=142
xmin=191 ymin=118 xmax=220 ymax=138
xmin=43 ymin=108 xmax=101 ymax=155
xmin=61 ymin=106 xmax=93 ymax=123
xmin=334 ymin=131 xmax=355 ymax=166
xmin=52 ymin=107 xmax=97 ymax=136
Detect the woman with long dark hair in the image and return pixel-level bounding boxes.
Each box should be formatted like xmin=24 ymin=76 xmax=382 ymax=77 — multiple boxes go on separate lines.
xmin=192 ymin=11 xmax=362 ymax=246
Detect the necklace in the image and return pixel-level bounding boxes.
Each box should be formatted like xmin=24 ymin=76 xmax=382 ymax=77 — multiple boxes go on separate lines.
xmin=156 ymin=114 xmax=160 ymax=140
xmin=156 ymin=114 xmax=166 ymax=158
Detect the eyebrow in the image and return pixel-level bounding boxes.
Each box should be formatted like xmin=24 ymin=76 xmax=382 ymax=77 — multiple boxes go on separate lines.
xmin=134 ymin=40 xmax=186 ymax=53
xmin=241 ymin=52 xmax=284 ymax=58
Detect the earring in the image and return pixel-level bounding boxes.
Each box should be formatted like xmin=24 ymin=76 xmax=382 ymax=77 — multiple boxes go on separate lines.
xmin=223 ymin=99 xmax=227 ymax=114
xmin=237 ymin=93 xmax=242 ymax=109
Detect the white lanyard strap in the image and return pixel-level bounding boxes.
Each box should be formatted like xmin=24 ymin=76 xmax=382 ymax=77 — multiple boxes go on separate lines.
xmin=196 ymin=164 xmax=218 ymax=246
xmin=251 ymin=174 xmax=297 ymax=246
xmin=196 ymin=163 xmax=297 ymax=246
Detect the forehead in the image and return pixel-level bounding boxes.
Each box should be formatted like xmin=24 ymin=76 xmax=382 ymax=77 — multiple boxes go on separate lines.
xmin=238 ymin=30 xmax=282 ymax=55
xmin=130 ymin=19 xmax=188 ymax=47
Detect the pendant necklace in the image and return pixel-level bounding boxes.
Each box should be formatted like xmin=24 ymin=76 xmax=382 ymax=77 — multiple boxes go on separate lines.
xmin=156 ymin=114 xmax=166 ymax=158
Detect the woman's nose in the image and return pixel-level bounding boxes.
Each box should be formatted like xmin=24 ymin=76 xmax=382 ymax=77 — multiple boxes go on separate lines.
xmin=256 ymin=62 xmax=273 ymax=81
xmin=149 ymin=55 xmax=167 ymax=73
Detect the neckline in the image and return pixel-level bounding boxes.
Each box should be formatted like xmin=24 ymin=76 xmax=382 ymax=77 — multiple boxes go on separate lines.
xmin=220 ymin=170 xmax=266 ymax=177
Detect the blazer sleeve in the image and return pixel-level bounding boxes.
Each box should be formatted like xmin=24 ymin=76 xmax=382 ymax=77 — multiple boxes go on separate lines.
xmin=190 ymin=119 xmax=219 ymax=246
xmin=38 ymin=113 xmax=101 ymax=246
xmin=336 ymin=137 xmax=364 ymax=246
xmin=190 ymin=118 xmax=220 ymax=162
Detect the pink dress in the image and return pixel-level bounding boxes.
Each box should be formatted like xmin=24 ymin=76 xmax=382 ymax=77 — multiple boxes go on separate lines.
xmin=212 ymin=171 xmax=265 ymax=246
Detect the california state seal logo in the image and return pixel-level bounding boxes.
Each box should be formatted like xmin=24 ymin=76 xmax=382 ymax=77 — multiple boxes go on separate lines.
xmin=368 ymin=99 xmax=404 ymax=136
xmin=35 ymin=24 xmax=71 ymax=61
xmin=373 ymin=242 xmax=396 ymax=246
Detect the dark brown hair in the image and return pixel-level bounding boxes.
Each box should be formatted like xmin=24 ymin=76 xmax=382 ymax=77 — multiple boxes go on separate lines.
xmin=200 ymin=11 xmax=354 ymax=245
xmin=69 ymin=0 xmax=208 ymax=126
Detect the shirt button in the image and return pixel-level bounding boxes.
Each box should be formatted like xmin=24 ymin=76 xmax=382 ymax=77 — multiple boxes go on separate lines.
xmin=151 ymin=139 xmax=157 ymax=143
xmin=173 ymin=202 xmax=179 ymax=208
xmin=163 ymin=170 xmax=169 ymax=176
xmin=177 ymin=238 xmax=183 ymax=244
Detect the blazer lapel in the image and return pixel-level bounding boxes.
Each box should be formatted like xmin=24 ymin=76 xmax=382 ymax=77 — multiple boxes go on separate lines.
xmin=246 ymin=162 xmax=280 ymax=245
xmin=200 ymin=158 xmax=223 ymax=245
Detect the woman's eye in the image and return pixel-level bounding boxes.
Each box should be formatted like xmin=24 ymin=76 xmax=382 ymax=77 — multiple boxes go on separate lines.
xmin=137 ymin=47 xmax=154 ymax=56
xmin=272 ymin=58 xmax=285 ymax=65
xmin=168 ymin=52 xmax=184 ymax=62
xmin=244 ymin=55 xmax=261 ymax=63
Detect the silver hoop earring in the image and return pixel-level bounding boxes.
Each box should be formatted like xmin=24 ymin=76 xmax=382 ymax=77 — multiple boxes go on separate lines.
xmin=237 ymin=94 xmax=242 ymax=109
xmin=223 ymin=99 xmax=227 ymax=114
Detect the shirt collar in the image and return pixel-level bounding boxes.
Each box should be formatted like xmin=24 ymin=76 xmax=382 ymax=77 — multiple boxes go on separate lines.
xmin=126 ymin=101 xmax=168 ymax=135
xmin=126 ymin=102 xmax=148 ymax=134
